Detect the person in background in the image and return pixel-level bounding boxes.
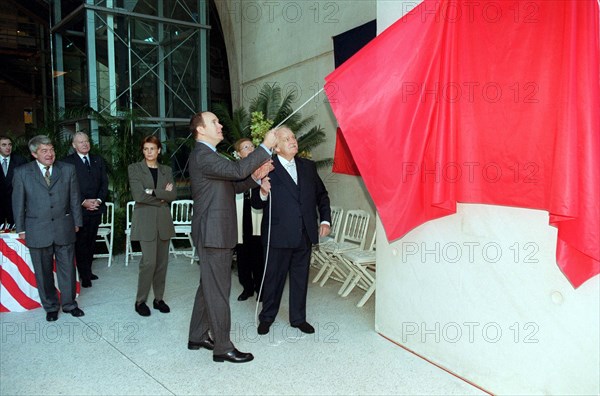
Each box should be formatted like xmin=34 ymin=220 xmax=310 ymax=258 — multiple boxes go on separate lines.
xmin=12 ymin=135 xmax=84 ymax=321
xmin=252 ymin=126 xmax=331 ymax=336
xmin=128 ymin=135 xmax=177 ymax=317
xmin=0 ymin=135 xmax=27 ymax=227
xmin=234 ymin=138 xmax=265 ymax=302
xmin=187 ymin=111 xmax=277 ymax=364
xmin=62 ymin=132 xmax=109 ymax=288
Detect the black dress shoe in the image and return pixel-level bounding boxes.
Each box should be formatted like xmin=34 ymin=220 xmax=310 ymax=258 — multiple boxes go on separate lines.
xmin=64 ymin=307 xmax=85 ymax=317
xmin=153 ymin=299 xmax=170 ymax=313
xmin=188 ymin=337 xmax=215 ymax=351
xmin=213 ymin=348 xmax=254 ymax=363
xmin=135 ymin=302 xmax=151 ymax=316
xmin=90 ymin=273 xmax=99 ymax=280
xmin=81 ymin=280 xmax=92 ymax=288
xmin=237 ymin=291 xmax=253 ymax=301
xmin=291 ymin=322 xmax=315 ymax=334
xmin=257 ymin=321 xmax=272 ymax=335
xmin=46 ymin=311 xmax=58 ymax=322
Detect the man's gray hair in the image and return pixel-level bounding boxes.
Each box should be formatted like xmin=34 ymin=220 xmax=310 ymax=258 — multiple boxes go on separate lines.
xmin=28 ymin=135 xmax=53 ymax=153
xmin=72 ymin=131 xmax=89 ymax=142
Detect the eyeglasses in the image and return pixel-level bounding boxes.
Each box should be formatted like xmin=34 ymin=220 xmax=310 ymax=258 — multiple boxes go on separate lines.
xmin=240 ymin=145 xmax=254 ymax=151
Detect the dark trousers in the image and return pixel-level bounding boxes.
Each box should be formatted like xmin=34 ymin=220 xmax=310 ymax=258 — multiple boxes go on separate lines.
xmin=259 ymin=231 xmax=312 ymax=325
xmin=29 ymin=243 xmax=78 ymax=312
xmin=237 ymin=235 xmax=264 ymax=294
xmin=75 ymin=215 xmax=101 ymax=282
xmin=189 ymin=246 xmax=235 ymax=355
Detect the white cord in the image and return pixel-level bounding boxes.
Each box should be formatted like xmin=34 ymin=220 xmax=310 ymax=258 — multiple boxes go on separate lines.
xmin=273 ymin=87 xmax=324 ymax=129
xmin=254 ymin=190 xmax=272 ymax=326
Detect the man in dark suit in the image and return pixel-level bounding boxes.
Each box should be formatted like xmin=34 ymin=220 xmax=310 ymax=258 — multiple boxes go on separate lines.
xmin=187 ymin=111 xmax=277 ymax=364
xmin=62 ymin=132 xmax=109 ymax=288
xmin=12 ymin=135 xmax=84 ymax=321
xmin=252 ymin=126 xmax=331 ymax=335
xmin=0 ymin=135 xmax=28 ymax=226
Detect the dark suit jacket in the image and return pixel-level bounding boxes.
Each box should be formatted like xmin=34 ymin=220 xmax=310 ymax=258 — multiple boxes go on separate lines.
xmin=189 ymin=142 xmax=270 ymax=249
xmin=12 ymin=161 xmax=83 ymax=248
xmin=128 ymin=161 xmax=176 ymax=241
xmin=62 ymin=153 xmax=109 ymax=217
xmin=252 ymin=156 xmax=331 ymax=248
xmin=0 ymin=153 xmax=28 ymax=224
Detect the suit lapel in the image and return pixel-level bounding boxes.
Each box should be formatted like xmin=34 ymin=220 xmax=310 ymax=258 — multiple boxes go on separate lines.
xmin=48 ymin=163 xmax=61 ymax=189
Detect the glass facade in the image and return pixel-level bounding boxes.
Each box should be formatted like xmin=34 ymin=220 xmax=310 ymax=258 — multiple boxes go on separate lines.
xmin=50 ymin=0 xmax=209 ymax=146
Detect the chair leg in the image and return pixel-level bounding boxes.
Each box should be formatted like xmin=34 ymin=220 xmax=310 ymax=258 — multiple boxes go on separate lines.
xmin=342 ymin=273 xmax=362 ymax=297
xmin=312 ymin=262 xmax=329 ymax=283
xmin=357 ymin=283 xmax=376 ymax=307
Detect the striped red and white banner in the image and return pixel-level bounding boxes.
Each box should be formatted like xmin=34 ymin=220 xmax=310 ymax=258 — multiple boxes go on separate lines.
xmin=0 ymin=235 xmax=79 ymax=312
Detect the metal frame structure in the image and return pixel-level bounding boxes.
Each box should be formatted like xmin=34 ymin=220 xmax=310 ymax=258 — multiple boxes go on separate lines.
xmin=49 ymin=0 xmax=209 ymax=144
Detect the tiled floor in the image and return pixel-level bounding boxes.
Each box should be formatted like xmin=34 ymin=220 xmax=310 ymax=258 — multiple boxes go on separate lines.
xmin=0 ymin=254 xmax=485 ymax=395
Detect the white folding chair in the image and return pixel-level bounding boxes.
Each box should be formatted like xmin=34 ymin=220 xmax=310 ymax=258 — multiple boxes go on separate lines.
xmin=312 ymin=209 xmax=370 ymax=290
xmin=94 ymin=202 xmax=115 ymax=267
xmin=311 ymin=206 xmax=344 ymax=270
xmin=124 ymin=201 xmax=142 ymax=266
xmin=339 ymin=231 xmax=377 ymax=306
xmin=169 ymin=199 xmax=196 ymax=265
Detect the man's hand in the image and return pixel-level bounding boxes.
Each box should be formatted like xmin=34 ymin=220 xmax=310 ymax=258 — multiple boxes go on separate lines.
xmin=82 ymin=199 xmax=100 ymax=211
xmin=262 ymin=128 xmax=279 ymax=150
xmin=165 ymin=182 xmax=174 ymax=191
xmin=260 ymin=176 xmax=271 ymax=196
xmin=75 ymin=226 xmax=80 ymax=233
xmin=319 ymin=224 xmax=331 ymax=238
xmin=252 ymin=160 xmax=274 ymax=181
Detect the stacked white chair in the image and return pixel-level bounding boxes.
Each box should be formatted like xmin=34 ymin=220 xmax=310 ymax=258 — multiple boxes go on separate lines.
xmin=311 ymin=206 xmax=344 ymax=270
xmin=339 ymin=231 xmax=376 ymax=307
xmin=94 ymin=202 xmax=114 ymax=267
xmin=169 ymin=199 xmax=196 ymax=265
xmin=311 ymin=209 xmax=370 ymax=291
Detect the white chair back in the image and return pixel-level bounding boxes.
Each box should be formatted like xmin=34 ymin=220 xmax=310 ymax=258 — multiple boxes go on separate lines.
xmin=94 ymin=202 xmax=114 ymax=267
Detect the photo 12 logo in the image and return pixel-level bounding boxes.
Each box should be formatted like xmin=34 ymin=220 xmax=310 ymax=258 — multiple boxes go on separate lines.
xmin=401 ymin=321 xmax=540 ymax=344
xmin=401 ymin=1 xmax=541 ymax=24
xmin=1 ymin=321 xmax=140 ymax=344
xmin=224 ymin=1 xmax=340 ymax=24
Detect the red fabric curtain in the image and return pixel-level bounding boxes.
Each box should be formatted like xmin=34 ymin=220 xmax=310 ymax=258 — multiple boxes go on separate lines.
xmin=325 ymin=0 xmax=600 ymax=288
xmin=332 ymin=128 xmax=361 ymax=175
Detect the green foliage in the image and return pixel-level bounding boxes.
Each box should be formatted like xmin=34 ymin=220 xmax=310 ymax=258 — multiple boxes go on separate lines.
xmin=249 ymin=111 xmax=274 ymax=146
xmin=217 ymin=83 xmax=332 ymax=167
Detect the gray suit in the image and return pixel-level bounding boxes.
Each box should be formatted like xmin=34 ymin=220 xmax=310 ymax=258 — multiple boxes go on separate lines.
xmin=128 ymin=161 xmax=176 ymax=303
xmin=12 ymin=161 xmax=83 ymax=312
xmin=188 ymin=141 xmax=270 ymax=355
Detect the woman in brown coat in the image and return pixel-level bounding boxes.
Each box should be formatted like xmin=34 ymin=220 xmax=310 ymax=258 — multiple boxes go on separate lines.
xmin=128 ymin=135 xmax=176 ymax=316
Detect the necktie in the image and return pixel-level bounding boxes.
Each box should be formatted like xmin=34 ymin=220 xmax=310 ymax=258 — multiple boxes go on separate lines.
xmin=83 ymin=156 xmax=90 ymax=170
xmin=44 ymin=166 xmax=51 ymax=186
xmin=285 ymin=161 xmax=297 ymax=184
xmin=2 ymin=158 xmax=7 ymax=176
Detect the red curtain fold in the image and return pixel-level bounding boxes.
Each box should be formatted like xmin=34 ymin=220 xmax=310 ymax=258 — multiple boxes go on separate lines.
xmin=332 ymin=127 xmax=361 ymax=176
xmin=325 ymin=0 xmax=600 ymax=288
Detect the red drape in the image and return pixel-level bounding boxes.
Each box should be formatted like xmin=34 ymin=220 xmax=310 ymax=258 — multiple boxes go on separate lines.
xmin=332 ymin=128 xmax=361 ymax=175
xmin=325 ymin=0 xmax=600 ymax=288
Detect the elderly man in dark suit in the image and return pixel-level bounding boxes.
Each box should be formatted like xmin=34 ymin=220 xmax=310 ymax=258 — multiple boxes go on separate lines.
xmin=187 ymin=111 xmax=277 ymax=363
xmin=0 ymin=135 xmax=28 ymax=226
xmin=12 ymin=135 xmax=84 ymax=321
xmin=62 ymin=132 xmax=109 ymax=288
xmin=252 ymin=126 xmax=331 ymax=336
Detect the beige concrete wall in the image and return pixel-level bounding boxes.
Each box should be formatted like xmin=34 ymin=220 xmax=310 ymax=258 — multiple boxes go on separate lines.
xmin=213 ymin=0 xmax=378 ymax=229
